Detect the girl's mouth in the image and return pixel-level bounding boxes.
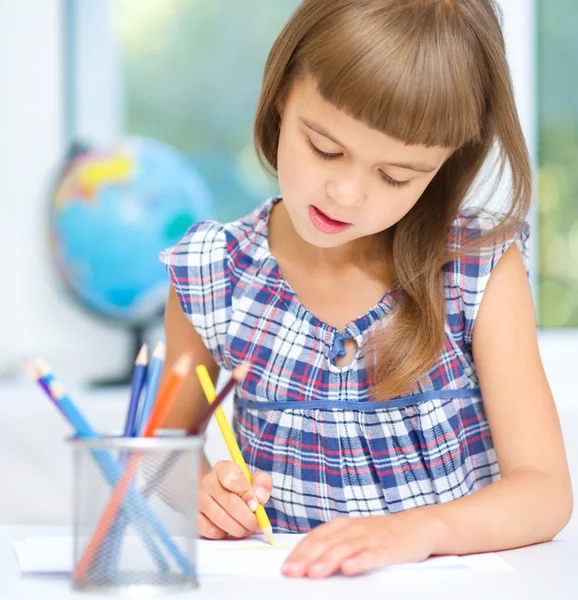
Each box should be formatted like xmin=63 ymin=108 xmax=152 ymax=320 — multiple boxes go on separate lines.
xmin=309 ymin=205 xmax=352 ymax=234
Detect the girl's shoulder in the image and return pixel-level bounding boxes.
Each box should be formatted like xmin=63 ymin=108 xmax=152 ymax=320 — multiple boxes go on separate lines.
xmin=444 ymin=207 xmax=531 ymax=345
xmin=447 ymin=207 xmax=530 ymax=257
xmin=446 ymin=207 xmax=530 ymax=278
xmin=158 ymin=197 xmax=278 ymax=367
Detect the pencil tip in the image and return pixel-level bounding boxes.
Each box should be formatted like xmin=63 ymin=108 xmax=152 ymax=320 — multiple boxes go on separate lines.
xmin=35 ymin=359 xmax=50 ymax=377
xmin=135 ymin=344 xmax=149 ymax=364
xmin=262 ymin=527 xmax=275 ymax=546
xmin=153 ymin=341 xmax=166 ymax=359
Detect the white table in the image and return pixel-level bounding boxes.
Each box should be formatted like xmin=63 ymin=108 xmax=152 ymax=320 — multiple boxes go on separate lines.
xmin=2 ymin=524 xmax=578 ymax=600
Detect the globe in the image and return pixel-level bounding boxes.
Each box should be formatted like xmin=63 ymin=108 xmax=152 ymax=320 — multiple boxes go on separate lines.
xmin=49 ymin=137 xmax=215 ymax=382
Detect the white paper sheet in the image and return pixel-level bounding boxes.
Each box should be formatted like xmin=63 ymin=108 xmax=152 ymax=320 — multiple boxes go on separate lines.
xmin=12 ymin=534 xmax=514 ymax=578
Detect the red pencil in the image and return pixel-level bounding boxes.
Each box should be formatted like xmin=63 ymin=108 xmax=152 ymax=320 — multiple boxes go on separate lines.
xmin=189 ymin=362 xmax=249 ymax=435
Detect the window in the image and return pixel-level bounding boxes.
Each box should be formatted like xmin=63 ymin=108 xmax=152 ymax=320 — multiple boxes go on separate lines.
xmin=537 ymin=0 xmax=578 ymax=327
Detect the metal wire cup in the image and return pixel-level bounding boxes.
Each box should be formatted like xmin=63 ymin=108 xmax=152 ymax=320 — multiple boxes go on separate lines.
xmin=69 ymin=434 xmax=203 ymax=594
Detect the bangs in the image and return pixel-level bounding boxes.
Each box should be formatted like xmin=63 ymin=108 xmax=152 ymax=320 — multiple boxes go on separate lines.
xmin=296 ymin=1 xmax=489 ymax=149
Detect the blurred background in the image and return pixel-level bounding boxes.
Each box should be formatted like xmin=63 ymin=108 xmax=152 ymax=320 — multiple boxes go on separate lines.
xmin=0 ymin=0 xmax=302 ymax=382
xmin=0 ymin=1 xmax=576 ymax=524
xmin=1 ymin=0 xmax=576 ymax=380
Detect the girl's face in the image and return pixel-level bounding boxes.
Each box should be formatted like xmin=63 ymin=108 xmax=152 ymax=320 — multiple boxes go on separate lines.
xmin=276 ymin=75 xmax=453 ymax=250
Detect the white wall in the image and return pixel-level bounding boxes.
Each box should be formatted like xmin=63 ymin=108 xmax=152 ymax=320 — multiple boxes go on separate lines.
xmin=0 ymin=0 xmax=130 ymax=381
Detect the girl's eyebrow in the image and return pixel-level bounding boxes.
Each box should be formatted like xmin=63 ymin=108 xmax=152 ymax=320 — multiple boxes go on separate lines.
xmin=300 ymin=117 xmax=436 ymax=173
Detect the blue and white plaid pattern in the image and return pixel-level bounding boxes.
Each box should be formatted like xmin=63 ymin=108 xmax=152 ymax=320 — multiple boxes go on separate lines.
xmin=161 ymin=197 xmax=530 ymax=532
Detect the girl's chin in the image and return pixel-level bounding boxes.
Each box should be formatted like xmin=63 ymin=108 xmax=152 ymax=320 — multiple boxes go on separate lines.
xmin=297 ymin=226 xmax=356 ymax=249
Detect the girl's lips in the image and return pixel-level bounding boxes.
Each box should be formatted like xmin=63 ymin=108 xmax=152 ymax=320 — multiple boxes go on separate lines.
xmin=309 ymin=205 xmax=352 ymax=234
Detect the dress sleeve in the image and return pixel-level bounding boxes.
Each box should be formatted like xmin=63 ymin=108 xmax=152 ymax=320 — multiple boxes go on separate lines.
xmin=445 ymin=210 xmax=531 ymax=347
xmin=160 ymin=221 xmax=233 ymax=367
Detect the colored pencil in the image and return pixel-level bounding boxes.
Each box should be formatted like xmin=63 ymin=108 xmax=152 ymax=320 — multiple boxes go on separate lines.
xmin=142 ymin=351 xmax=191 ymax=436
xmin=123 ymin=344 xmax=148 ymax=437
xmin=109 ymin=341 xmax=169 ymax=574
xmin=75 ymin=352 xmax=193 ymax=580
xmin=135 ymin=341 xmax=165 ymax=435
xmin=140 ymin=364 xmax=250 ymax=499
xmin=196 ymin=364 xmax=274 ymax=546
xmin=105 ymin=343 xmax=149 ymax=577
xmin=24 ymin=358 xmax=52 ymax=398
xmin=26 ymin=362 xmax=170 ymax=574
xmin=189 ymin=363 xmax=249 ymax=435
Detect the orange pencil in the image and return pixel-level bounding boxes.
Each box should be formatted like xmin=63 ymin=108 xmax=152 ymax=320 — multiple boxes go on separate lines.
xmin=141 ymin=352 xmax=192 ymax=437
xmin=75 ymin=352 xmax=193 ymax=580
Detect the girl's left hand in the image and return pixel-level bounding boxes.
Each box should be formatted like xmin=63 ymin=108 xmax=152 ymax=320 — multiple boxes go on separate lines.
xmin=282 ymin=509 xmax=444 ymax=579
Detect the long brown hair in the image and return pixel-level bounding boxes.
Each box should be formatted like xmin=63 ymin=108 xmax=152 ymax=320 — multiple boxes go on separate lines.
xmin=254 ymin=0 xmax=531 ymax=400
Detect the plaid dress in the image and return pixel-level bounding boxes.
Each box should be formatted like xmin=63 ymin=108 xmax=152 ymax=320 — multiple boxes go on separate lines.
xmin=161 ymin=196 xmax=530 ymax=532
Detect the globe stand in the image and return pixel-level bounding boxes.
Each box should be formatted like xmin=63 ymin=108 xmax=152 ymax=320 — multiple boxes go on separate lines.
xmin=89 ymin=325 xmax=146 ymax=388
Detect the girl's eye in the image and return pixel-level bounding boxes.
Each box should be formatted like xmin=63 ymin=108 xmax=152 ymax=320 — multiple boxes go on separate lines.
xmin=378 ymin=171 xmax=409 ymax=188
xmin=307 ymin=139 xmax=409 ymax=189
xmin=306 ymin=138 xmax=341 ymax=160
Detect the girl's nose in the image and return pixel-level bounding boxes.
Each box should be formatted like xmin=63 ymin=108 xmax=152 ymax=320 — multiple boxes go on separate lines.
xmin=325 ymin=175 xmax=365 ymax=209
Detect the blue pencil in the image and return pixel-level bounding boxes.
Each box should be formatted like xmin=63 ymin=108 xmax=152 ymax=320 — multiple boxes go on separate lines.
xmin=106 ymin=343 xmax=148 ymax=577
xmin=108 ymin=341 xmax=166 ymax=577
xmin=29 ymin=362 xmax=169 ymax=575
xmin=46 ymin=377 xmax=194 ymax=576
xmin=135 ymin=341 xmax=165 ymax=436
xmin=30 ymin=362 xmax=192 ymax=576
xmin=124 ymin=344 xmax=148 ymax=438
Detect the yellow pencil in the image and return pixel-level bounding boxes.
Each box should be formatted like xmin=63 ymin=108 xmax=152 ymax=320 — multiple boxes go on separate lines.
xmin=196 ymin=365 xmax=275 ymax=546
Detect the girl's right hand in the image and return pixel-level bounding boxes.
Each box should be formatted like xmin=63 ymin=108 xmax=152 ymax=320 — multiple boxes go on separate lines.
xmin=197 ymin=460 xmax=273 ymax=540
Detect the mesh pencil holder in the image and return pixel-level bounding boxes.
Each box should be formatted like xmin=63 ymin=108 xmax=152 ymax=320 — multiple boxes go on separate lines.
xmin=69 ymin=434 xmax=203 ymax=594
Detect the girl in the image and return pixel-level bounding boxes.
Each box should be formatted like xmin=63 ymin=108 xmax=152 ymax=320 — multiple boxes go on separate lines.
xmin=160 ymin=0 xmax=572 ymax=579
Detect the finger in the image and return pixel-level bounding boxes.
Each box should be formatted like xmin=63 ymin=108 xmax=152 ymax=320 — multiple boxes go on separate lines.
xmin=196 ymin=512 xmax=227 ymax=540
xmin=304 ymin=536 xmax=370 ymax=579
xmin=199 ymin=494 xmax=252 ymax=539
xmin=210 ymin=486 xmax=260 ymax=533
xmin=203 ymin=465 xmax=260 ymax=531
xmin=216 ymin=463 xmax=259 ymax=511
xmin=287 ymin=518 xmax=350 ymax=561
xmin=341 ymin=546 xmax=402 ymax=576
xmin=283 ymin=520 xmax=359 ymax=577
xmin=251 ymin=471 xmax=273 ymax=505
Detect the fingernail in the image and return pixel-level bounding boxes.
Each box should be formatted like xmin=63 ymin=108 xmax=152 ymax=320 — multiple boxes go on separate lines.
xmin=248 ymin=499 xmax=258 ymax=512
xmin=255 ymin=487 xmax=268 ymax=504
xmin=310 ymin=562 xmax=326 ymax=576
xmin=282 ymin=561 xmax=303 ymax=576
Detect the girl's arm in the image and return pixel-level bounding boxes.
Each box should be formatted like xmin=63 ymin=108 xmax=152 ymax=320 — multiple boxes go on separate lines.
xmin=429 ymin=242 xmax=573 ymax=554
xmin=160 ymin=285 xmax=221 ymax=477
xmin=160 ymin=286 xmax=273 ymax=539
